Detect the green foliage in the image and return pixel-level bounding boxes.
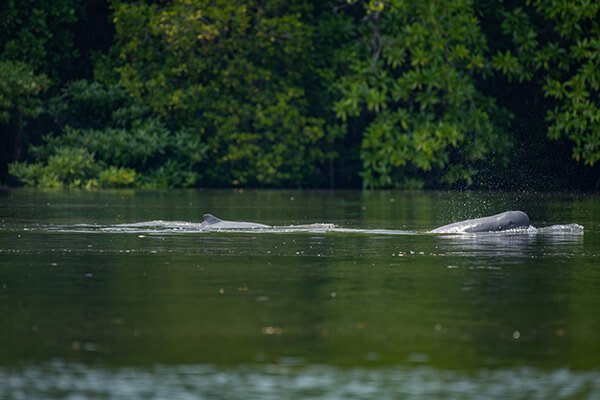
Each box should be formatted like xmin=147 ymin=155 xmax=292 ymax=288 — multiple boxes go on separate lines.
xmin=536 ymin=1 xmax=600 ymax=166
xmin=0 ymin=61 xmax=49 ymax=125
xmin=0 ymin=0 xmax=79 ymax=81
xmin=98 ymin=166 xmax=136 ymax=188
xmin=0 ymin=60 xmax=49 ymax=181
xmin=0 ymin=0 xmax=114 ymax=83
xmin=3 ymin=0 xmax=599 ymax=189
xmin=335 ymin=0 xmax=510 ymax=188
xmin=489 ymin=0 xmax=600 ymax=166
xmin=111 ymin=0 xmax=335 ymax=187
xmin=47 ymin=80 xmax=129 ymax=129
xmin=9 ymin=80 xmax=207 ymax=189
xmin=9 ymin=147 xmax=98 ymax=189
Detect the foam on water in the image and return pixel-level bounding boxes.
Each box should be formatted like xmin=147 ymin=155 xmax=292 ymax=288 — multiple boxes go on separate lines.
xmin=44 ymin=220 xmax=412 ymax=235
xmin=534 ymin=223 xmax=585 ymax=234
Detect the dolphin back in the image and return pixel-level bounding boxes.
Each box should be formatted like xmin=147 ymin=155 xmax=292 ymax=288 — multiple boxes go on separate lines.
xmin=430 ymin=211 xmax=530 ymax=233
xmin=203 ymin=214 xmax=222 ymax=224
xmin=201 ymin=214 xmax=271 ymax=230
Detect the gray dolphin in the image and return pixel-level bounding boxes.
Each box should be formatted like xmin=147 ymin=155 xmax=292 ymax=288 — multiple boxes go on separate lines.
xmin=200 ymin=214 xmax=271 ymax=230
xmin=429 ymin=210 xmax=530 ymax=234
xmin=201 ymin=211 xmax=530 ymax=233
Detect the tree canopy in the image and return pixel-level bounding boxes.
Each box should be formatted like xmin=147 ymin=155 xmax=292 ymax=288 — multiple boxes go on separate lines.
xmin=2 ymin=0 xmax=599 ymax=189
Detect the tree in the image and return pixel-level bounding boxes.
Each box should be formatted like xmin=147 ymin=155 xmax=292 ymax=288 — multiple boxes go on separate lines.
xmin=334 ymin=0 xmax=511 ymax=188
xmin=0 ymin=61 xmax=49 ymax=181
xmin=110 ymin=0 xmax=339 ymax=187
xmin=5 ymin=0 xmax=599 ymax=189
xmin=0 ymin=0 xmax=114 ymax=83
xmin=530 ymin=1 xmax=598 ymax=166
xmin=9 ymin=80 xmax=208 ymax=188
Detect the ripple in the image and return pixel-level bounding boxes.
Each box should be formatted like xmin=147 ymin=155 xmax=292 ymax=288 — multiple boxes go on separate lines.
xmin=1 ymin=362 xmax=599 ymax=400
xmin=27 ymin=221 xmax=584 ymax=238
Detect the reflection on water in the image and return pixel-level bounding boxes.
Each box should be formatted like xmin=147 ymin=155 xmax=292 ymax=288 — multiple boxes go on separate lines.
xmin=1 ymin=189 xmax=599 ymax=399
xmin=2 ymin=361 xmax=599 ymax=400
xmin=436 ymin=228 xmax=584 ymax=258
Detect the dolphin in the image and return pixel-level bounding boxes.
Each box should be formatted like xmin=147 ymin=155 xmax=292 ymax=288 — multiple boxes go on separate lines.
xmin=200 ymin=214 xmax=272 ymax=230
xmin=429 ymin=210 xmax=530 ymax=234
xmin=200 ymin=211 xmax=530 ymax=233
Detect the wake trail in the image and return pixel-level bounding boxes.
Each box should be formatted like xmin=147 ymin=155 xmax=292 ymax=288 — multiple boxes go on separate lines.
xmin=40 ymin=221 xmax=583 ymax=236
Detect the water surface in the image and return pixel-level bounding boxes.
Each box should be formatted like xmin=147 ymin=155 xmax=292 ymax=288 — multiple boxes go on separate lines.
xmin=1 ymin=189 xmax=599 ymax=399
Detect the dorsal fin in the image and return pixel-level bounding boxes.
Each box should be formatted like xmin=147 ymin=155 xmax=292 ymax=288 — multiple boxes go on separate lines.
xmin=203 ymin=214 xmax=222 ymax=224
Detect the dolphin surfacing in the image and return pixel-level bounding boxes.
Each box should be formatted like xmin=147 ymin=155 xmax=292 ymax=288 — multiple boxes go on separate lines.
xmin=201 ymin=211 xmax=530 ymax=233
xmin=201 ymin=214 xmax=271 ymax=230
xmin=429 ymin=211 xmax=530 ymax=234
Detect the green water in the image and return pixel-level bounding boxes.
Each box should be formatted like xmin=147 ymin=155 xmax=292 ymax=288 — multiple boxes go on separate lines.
xmin=1 ymin=189 xmax=599 ymax=399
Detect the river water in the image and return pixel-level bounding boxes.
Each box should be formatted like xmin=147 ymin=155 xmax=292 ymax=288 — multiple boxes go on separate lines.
xmin=0 ymin=189 xmax=599 ymax=399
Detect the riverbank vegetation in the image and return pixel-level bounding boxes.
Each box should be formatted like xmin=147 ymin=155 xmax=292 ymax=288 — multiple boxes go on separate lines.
xmin=1 ymin=0 xmax=598 ymax=189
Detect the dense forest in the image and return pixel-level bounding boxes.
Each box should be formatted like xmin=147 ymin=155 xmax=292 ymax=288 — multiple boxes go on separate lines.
xmin=1 ymin=0 xmax=598 ymax=190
